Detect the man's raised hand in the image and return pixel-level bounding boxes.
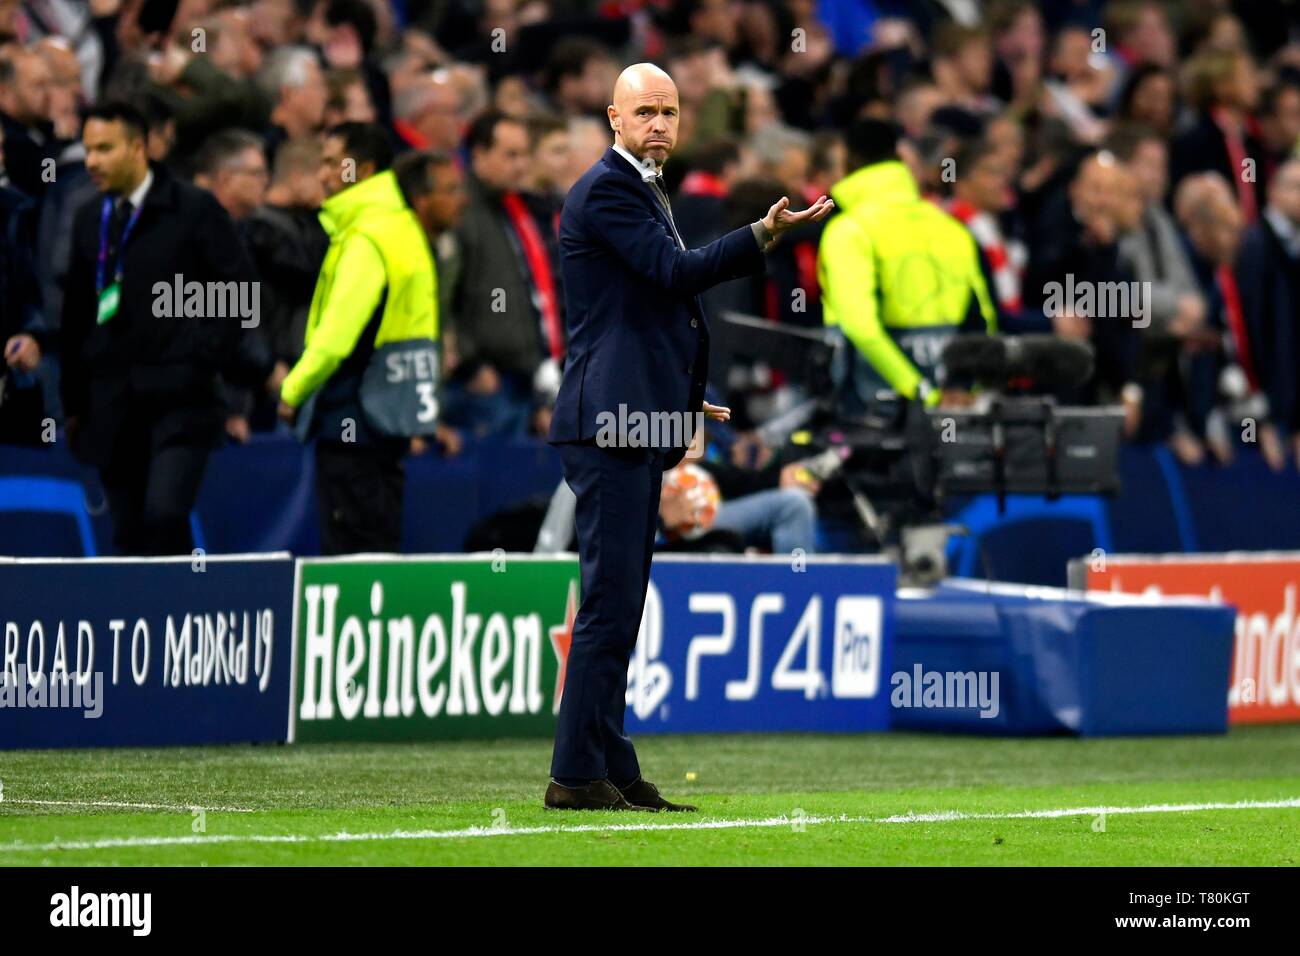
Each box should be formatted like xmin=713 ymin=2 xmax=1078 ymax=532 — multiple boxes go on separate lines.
xmin=762 ymin=194 xmax=835 ymax=239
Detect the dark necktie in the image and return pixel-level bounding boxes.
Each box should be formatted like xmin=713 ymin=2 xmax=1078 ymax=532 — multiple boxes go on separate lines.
xmin=107 ymin=197 xmax=133 ymax=274
xmin=650 ymin=175 xmax=685 ymax=250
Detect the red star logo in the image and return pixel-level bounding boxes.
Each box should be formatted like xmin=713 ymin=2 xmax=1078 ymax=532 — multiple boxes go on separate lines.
xmin=549 ymin=579 xmax=580 ymax=713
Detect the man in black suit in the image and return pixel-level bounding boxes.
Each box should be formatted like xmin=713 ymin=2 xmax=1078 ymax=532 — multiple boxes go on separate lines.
xmin=61 ymin=101 xmax=257 ymax=555
xmin=544 ymin=63 xmax=832 ymax=811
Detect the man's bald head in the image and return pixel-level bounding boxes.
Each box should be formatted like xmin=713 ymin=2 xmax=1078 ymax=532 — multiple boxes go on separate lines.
xmin=608 ymin=62 xmax=680 ymax=170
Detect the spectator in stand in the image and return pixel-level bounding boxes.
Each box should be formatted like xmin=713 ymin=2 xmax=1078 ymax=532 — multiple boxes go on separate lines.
xmin=255 ymin=45 xmax=327 ymax=158
xmin=525 ymin=113 xmax=571 ymax=206
xmin=1171 ymin=173 xmax=1264 ymax=466
xmin=1258 ymin=75 xmax=1300 ymax=187
xmin=541 ymin=37 xmax=617 ymax=122
xmin=1117 ymin=63 xmax=1178 ymax=139
xmin=391 ymin=72 xmax=461 ymax=152
xmin=946 ymin=136 xmax=1028 ymax=329
xmin=1172 ymin=49 xmax=1264 ymax=224
xmin=192 ymin=128 xmax=285 ymax=442
xmin=1235 ymin=157 xmax=1300 ymax=470
xmin=323 ymin=68 xmax=377 ymax=127
xmin=561 ymin=115 xmax=610 ymax=194
xmin=1106 ymin=0 xmax=1178 ymax=70
xmin=0 ymin=135 xmax=45 ymax=445
xmin=445 ymin=109 xmax=562 ymax=438
xmin=393 ymin=147 xmax=469 ymax=459
xmin=243 ymin=137 xmax=328 ymax=381
xmin=1026 ymin=151 xmax=1144 ymax=434
xmin=930 ymin=22 xmax=999 ymax=116
xmin=672 ymin=139 xmax=740 ymax=250
xmin=1110 ymin=124 xmax=1209 ymax=460
xmin=0 ymin=47 xmax=63 ymax=198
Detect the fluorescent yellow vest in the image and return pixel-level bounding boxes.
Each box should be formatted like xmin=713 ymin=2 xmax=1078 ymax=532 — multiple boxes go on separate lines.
xmin=281 ymin=169 xmax=436 ymax=407
xmin=818 ymin=161 xmax=996 ymax=400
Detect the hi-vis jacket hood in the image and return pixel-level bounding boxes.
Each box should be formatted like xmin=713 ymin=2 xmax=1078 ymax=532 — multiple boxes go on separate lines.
xmin=280 ymin=169 xmax=437 ymax=408
xmin=818 ymin=160 xmax=995 ymax=400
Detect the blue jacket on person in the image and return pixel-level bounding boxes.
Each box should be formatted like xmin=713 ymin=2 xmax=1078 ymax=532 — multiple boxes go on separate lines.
xmin=548 ymin=146 xmax=765 ymax=469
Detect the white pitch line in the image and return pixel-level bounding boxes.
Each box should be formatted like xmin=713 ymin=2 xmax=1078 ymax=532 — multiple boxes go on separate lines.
xmin=872 ymin=797 xmax=1300 ymax=823
xmin=3 ymin=799 xmax=255 ymax=814
xmin=1 ymin=796 xmax=1298 ymax=855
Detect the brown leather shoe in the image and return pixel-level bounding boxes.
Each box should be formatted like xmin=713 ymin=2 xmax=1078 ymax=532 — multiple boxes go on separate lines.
xmin=616 ymin=777 xmax=697 ymax=812
xmin=543 ymin=779 xmax=653 ymax=811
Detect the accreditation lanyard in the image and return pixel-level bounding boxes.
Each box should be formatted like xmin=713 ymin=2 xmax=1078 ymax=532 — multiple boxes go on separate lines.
xmin=95 ymin=197 xmax=141 ymax=325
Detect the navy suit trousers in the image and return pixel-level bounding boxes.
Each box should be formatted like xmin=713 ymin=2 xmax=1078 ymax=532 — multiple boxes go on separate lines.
xmin=551 ymin=440 xmax=665 ymax=783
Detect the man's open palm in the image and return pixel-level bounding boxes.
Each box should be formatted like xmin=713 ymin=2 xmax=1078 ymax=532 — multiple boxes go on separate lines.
xmin=763 ymin=195 xmax=836 ymax=238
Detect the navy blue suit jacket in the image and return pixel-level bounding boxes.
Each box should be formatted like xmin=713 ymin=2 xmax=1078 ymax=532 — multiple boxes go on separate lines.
xmin=548 ymin=147 xmax=766 ymax=468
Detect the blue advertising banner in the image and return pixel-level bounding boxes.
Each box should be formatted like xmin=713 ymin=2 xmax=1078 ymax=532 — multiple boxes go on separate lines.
xmin=625 ymin=555 xmax=896 ymax=734
xmin=0 ymin=555 xmax=294 ymax=748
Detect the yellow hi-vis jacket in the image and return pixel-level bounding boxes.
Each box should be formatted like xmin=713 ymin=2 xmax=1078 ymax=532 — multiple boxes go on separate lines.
xmin=817 ymin=160 xmax=996 ymax=402
xmin=281 ymin=169 xmax=436 ymax=408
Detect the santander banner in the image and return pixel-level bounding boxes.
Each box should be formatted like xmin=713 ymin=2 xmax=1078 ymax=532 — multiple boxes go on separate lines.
xmin=1081 ymin=554 xmax=1300 ymax=724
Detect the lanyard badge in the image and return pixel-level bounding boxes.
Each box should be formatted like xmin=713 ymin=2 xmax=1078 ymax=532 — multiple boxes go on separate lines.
xmin=96 ymin=197 xmax=141 ymax=325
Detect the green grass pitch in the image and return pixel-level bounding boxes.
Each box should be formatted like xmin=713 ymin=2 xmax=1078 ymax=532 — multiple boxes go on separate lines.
xmin=2 ymin=725 xmax=1298 ymax=865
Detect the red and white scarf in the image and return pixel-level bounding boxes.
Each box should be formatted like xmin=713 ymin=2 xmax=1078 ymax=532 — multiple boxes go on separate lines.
xmin=945 ymin=198 xmax=1025 ymax=313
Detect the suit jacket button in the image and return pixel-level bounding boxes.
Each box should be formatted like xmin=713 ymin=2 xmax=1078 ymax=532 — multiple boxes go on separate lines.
xmin=690 ymin=318 xmax=699 ymax=328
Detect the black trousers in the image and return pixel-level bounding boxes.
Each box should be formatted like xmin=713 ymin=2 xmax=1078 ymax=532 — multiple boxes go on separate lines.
xmin=551 ymin=441 xmax=665 ymax=783
xmin=315 ymin=439 xmax=406 ymax=555
xmin=99 ymin=410 xmax=213 ymax=556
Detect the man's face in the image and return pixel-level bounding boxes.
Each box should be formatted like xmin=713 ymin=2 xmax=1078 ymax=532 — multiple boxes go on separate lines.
xmin=426 ymin=161 xmax=468 ymax=233
xmin=774 ymin=144 xmax=809 ymax=197
xmin=342 ymin=80 xmax=375 ymax=123
xmin=574 ymin=55 xmax=615 ymax=114
xmin=9 ymin=54 xmax=53 ymax=124
xmin=147 ymin=119 xmax=175 ymax=162
xmin=957 ymin=38 xmax=993 ymax=93
xmin=1070 ymin=157 xmax=1120 ymax=225
xmin=985 ymin=116 xmax=1024 ymax=171
xmin=215 ymin=145 xmax=268 ymax=220
xmin=1129 ymin=4 xmax=1175 ymax=67
xmin=250 ymin=0 xmax=297 ymax=47
xmin=1131 ymin=139 xmax=1168 ymax=204
xmin=319 ymin=133 xmax=360 ymax=198
xmin=959 ymin=154 xmax=1011 ymax=212
xmin=1131 ymin=72 xmax=1174 ymax=131
xmin=1191 ymin=196 xmax=1242 ymax=264
xmin=415 ymin=83 xmax=460 ymax=151
xmin=1264 ymin=87 xmax=1300 ymax=153
xmin=1234 ymin=56 xmax=1260 ymax=112
xmin=83 ymin=117 xmax=146 ymax=194
xmin=289 ymin=164 xmax=325 ymax=208
xmin=471 ymin=118 xmax=530 ymax=192
xmin=533 ymin=128 xmax=570 ymax=191
xmin=608 ymin=74 xmax=679 ymax=167
xmin=1269 ymin=162 xmax=1300 ymax=223
xmin=285 ymin=59 xmax=327 ymax=131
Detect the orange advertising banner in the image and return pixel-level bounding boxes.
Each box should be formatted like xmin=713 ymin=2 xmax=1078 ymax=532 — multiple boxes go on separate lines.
xmin=1083 ymin=554 xmax=1300 ymax=724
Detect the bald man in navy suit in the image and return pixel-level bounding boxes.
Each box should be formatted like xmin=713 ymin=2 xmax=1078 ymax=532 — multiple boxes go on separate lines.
xmin=544 ymin=63 xmax=834 ymax=811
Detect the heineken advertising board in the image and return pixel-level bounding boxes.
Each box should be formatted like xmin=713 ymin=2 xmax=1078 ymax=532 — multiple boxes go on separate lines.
xmin=290 ymin=555 xmax=897 ymax=741
xmin=291 ymin=556 xmax=577 ymax=742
